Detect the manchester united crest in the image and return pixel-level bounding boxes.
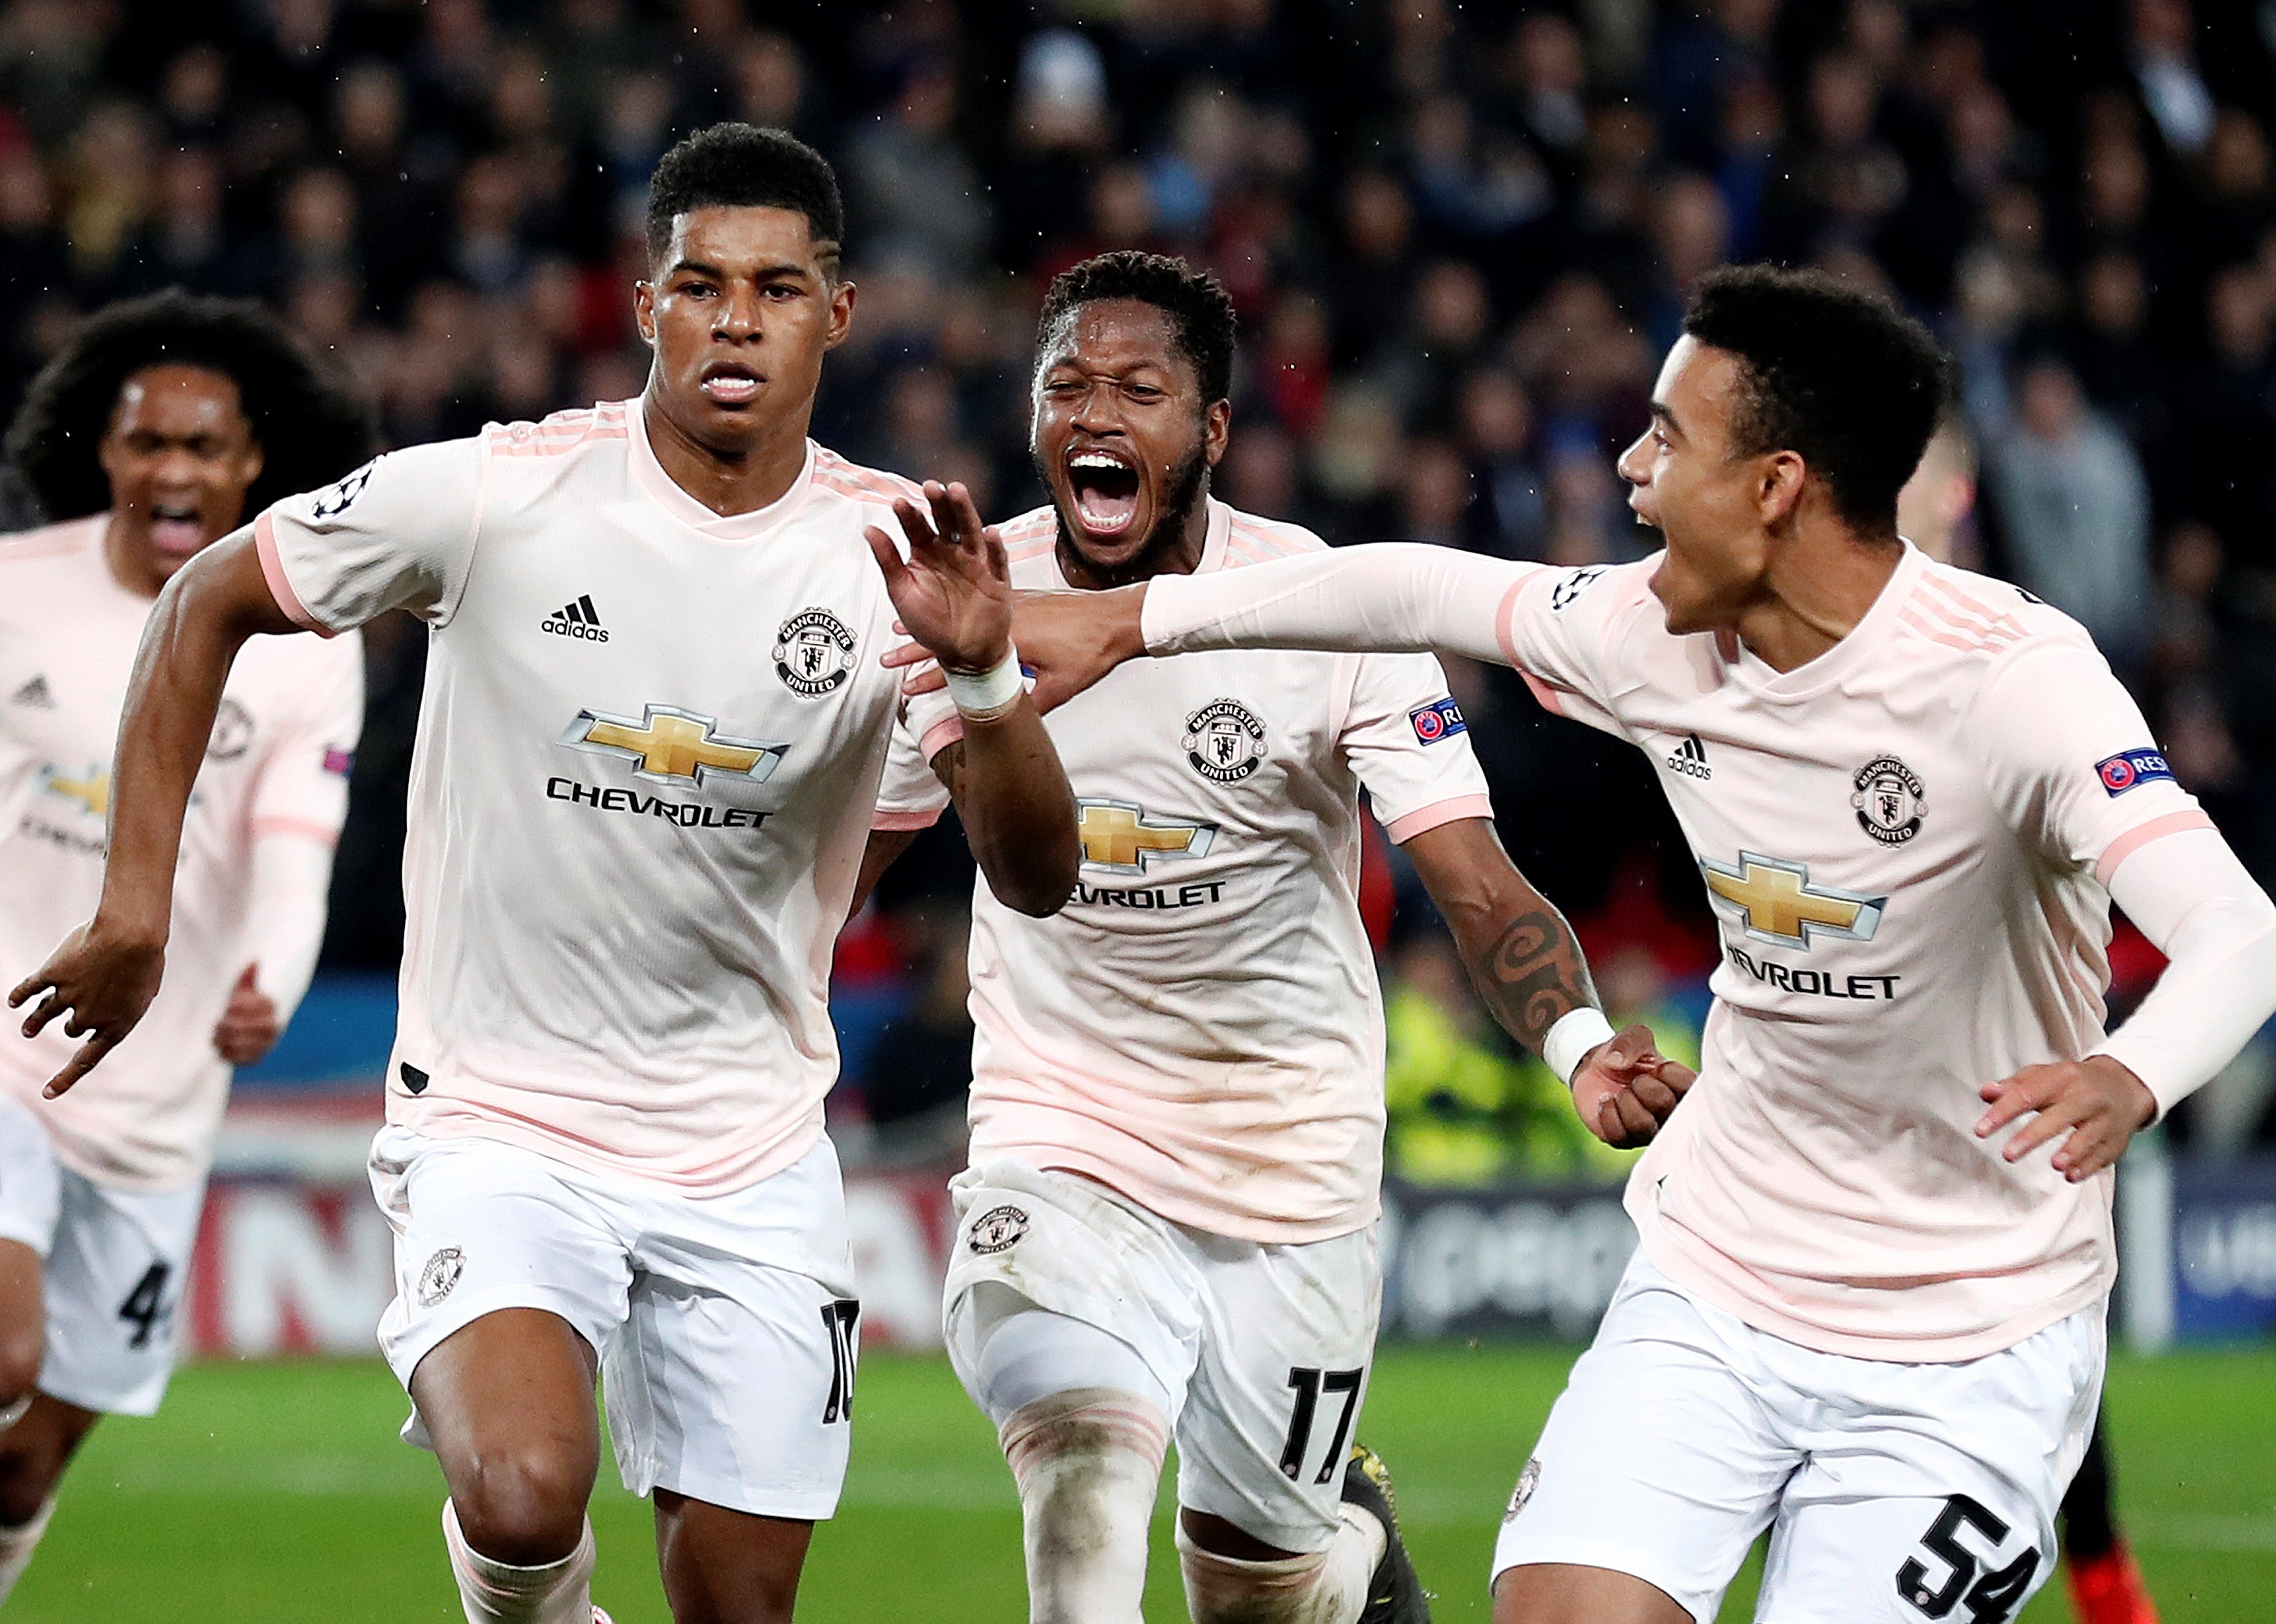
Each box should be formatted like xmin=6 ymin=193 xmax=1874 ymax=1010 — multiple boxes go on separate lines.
xmin=417 ymin=1247 xmax=465 ymax=1307
xmin=1183 ymin=698 xmax=1266 ymax=784
xmin=1504 ymin=1458 xmax=1542 ymax=1523
xmin=968 ymin=1205 xmax=1030 ymax=1255
xmin=1851 ymin=754 xmax=1926 ymax=846
xmin=773 ymin=607 xmax=856 ymax=697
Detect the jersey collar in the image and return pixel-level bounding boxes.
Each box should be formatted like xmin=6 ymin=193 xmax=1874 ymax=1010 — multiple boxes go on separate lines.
xmin=1722 ymin=539 xmax=1927 ymax=704
xmin=626 ymin=398 xmax=818 ymax=543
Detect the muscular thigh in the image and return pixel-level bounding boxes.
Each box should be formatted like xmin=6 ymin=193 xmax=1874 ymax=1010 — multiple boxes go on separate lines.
xmin=1177 ymin=1224 xmax=1382 ymax=1557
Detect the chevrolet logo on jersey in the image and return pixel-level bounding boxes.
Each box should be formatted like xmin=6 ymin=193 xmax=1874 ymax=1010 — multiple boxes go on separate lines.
xmin=1700 ymin=853 xmax=1884 ymax=949
xmin=559 ymin=706 xmax=786 ymax=788
xmin=40 ymin=766 xmax=109 ymax=818
xmin=1077 ymin=800 xmax=1215 ymax=872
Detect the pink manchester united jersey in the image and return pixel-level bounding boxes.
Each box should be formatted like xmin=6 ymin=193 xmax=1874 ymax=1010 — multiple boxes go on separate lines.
xmin=1144 ymin=541 xmax=2216 ymax=1357
xmin=880 ymin=500 xmax=1492 ymax=1241
xmin=256 ymin=400 xmax=939 ymax=1196
xmin=0 ymin=515 xmax=362 ymax=1190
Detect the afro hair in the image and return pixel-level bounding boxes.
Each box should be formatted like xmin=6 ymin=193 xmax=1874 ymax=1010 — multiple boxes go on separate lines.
xmin=5 ymin=288 xmax=375 ymax=525
xmin=1037 ymin=251 xmax=1237 ymax=406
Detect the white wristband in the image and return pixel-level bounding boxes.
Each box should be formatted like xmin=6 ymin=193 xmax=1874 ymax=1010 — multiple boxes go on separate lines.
xmin=944 ymin=649 xmax=1025 ymax=720
xmin=1543 ymin=1007 xmax=1618 ymax=1085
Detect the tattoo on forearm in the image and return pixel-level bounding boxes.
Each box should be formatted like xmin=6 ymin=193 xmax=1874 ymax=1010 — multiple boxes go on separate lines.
xmin=1471 ymin=908 xmax=1598 ymax=1055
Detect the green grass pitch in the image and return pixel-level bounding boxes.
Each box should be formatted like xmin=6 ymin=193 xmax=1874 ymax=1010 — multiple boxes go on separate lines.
xmin=9 ymin=1345 xmax=2272 ymax=1620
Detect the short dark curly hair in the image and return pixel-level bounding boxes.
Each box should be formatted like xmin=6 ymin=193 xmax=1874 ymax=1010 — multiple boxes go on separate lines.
xmin=1682 ymin=264 xmax=1952 ymax=535
xmin=646 ymin=123 xmax=844 ymax=274
xmin=5 ymin=289 xmax=375 ymax=525
xmin=1038 ymin=252 xmax=1237 ymax=406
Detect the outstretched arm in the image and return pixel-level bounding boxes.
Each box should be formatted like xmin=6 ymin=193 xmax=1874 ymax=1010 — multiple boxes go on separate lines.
xmin=11 ymin=532 xmax=299 ymax=1093
xmin=1402 ymin=817 xmax=1692 ymax=1148
xmin=888 ymin=544 xmax=1536 ymax=715
xmin=867 ymin=483 xmax=1077 ymax=917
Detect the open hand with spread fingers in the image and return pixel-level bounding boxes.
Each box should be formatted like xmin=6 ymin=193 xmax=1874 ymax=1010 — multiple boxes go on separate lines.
xmin=1975 ymin=1055 xmax=2156 ymax=1181
xmin=1571 ymin=1023 xmax=1696 ymax=1149
xmin=864 ymin=480 xmax=1014 ymax=675
xmin=886 ymin=583 xmax=1146 ymax=716
xmin=9 ymin=916 xmax=167 ymax=1098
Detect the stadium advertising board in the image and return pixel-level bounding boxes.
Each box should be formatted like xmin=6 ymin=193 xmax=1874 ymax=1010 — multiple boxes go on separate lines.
xmin=2171 ymin=1160 xmax=2276 ymax=1341
xmin=1378 ymin=1184 xmax=1637 ymax=1340
xmin=183 ymin=1105 xmax=2249 ymax=1355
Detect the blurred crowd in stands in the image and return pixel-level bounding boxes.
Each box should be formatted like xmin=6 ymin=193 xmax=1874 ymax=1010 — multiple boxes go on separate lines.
xmin=7 ymin=0 xmax=2275 ymax=1163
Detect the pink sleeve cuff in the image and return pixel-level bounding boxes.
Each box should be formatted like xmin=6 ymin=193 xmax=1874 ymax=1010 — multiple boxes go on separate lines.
xmin=1382 ymin=794 xmax=1494 ymax=844
xmin=254 ymin=513 xmax=334 ymax=636
xmin=2095 ymin=810 xmax=2218 ymax=886
xmin=920 ymin=716 xmax=966 ymax=761
xmin=1518 ymin=670 xmax=1566 ymax=716
xmin=1495 ymin=577 xmax=1528 ymax=669
xmin=872 ymin=807 xmax=946 ymax=831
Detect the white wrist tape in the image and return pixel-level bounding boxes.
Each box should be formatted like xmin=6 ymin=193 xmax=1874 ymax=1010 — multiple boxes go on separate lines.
xmin=1543 ymin=1007 xmax=1618 ymax=1086
xmin=945 ymin=649 xmax=1025 ymax=720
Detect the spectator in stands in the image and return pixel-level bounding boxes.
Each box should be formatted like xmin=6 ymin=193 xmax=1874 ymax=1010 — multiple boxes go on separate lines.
xmin=1988 ymin=351 xmax=2153 ymax=666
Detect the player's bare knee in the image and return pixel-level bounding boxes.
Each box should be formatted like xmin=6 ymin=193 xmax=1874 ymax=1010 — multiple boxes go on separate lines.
xmin=451 ymin=1440 xmax=594 ymax=1565
xmin=0 ymin=1328 xmax=41 ymax=1413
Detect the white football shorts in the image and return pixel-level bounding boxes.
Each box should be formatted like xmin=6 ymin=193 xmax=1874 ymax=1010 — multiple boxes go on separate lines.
xmin=0 ymin=1092 xmax=204 ymax=1417
xmin=942 ymin=1158 xmax=1382 ymax=1554
xmin=1492 ymin=1254 xmax=2104 ymax=1624
xmin=369 ymin=1125 xmax=861 ymax=1521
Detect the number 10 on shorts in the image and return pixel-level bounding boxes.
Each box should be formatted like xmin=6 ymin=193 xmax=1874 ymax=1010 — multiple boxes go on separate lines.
xmin=1279 ymin=1366 xmax=1364 ymax=1484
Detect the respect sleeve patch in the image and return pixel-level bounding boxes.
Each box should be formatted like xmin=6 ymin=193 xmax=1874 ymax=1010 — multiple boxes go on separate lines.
xmin=1409 ymin=696 xmax=1467 ymax=743
xmin=2096 ymin=748 xmax=2173 ymax=796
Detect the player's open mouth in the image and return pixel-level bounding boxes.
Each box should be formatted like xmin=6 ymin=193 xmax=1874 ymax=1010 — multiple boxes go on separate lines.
xmin=699 ymin=362 xmax=762 ymax=405
xmin=149 ymin=502 xmax=204 ymax=554
xmin=1066 ymin=449 xmax=1141 ymax=538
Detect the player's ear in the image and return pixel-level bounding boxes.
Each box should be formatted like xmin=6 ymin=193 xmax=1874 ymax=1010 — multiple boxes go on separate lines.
xmin=633 ymin=279 xmax=658 ymax=346
xmin=1203 ymin=399 xmax=1231 ymax=468
xmin=825 ymin=276 xmax=856 ymax=352
xmin=1758 ymin=450 xmax=1807 ymax=526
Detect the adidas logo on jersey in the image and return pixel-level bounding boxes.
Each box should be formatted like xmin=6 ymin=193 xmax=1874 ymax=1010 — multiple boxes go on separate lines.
xmin=1667 ymin=732 xmax=1712 ymax=780
xmin=542 ymin=595 xmax=608 ymax=642
xmin=9 ymin=674 xmax=53 ymax=708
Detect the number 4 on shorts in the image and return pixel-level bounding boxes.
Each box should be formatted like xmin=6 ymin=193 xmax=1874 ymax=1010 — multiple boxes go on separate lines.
xmin=1895 ymin=1494 xmax=2038 ymax=1622
xmin=117 ymin=1261 xmax=172 ymax=1350
xmin=1279 ymin=1366 xmax=1364 ymax=1485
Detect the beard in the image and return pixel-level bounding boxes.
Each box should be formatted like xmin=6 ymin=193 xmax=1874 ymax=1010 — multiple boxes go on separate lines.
xmin=1041 ymin=437 xmax=1211 ymax=587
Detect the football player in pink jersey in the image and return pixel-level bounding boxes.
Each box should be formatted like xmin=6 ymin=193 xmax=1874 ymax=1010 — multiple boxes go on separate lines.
xmin=13 ymin=126 xmax=1077 ymax=1624
xmin=914 ymin=265 xmax=2276 ymax=1623
xmin=863 ymin=250 xmax=1685 ymax=1624
xmin=0 ymin=291 xmax=370 ymax=1602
